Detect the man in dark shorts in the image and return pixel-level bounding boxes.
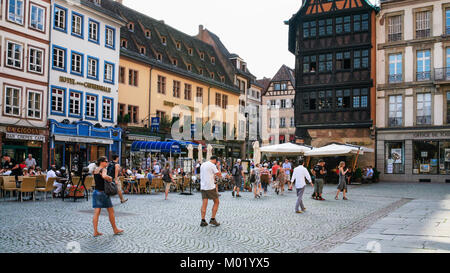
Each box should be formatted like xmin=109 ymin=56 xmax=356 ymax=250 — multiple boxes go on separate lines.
xmin=231 ymin=159 xmax=243 ymax=198
xmin=312 ymin=159 xmax=326 ymax=200
xmin=200 ymin=155 xmax=222 ymax=227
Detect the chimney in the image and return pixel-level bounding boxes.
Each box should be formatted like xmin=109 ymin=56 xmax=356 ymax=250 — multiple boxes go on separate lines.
xmin=199 ymin=24 xmax=204 ymax=33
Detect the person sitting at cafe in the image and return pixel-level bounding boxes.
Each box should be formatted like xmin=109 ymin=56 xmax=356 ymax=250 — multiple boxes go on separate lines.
xmin=362 ymin=166 xmax=374 ymax=183
xmin=35 ymin=167 xmax=43 ymax=176
xmin=2 ymin=155 xmax=22 ymax=182
xmin=22 ymin=168 xmax=29 ymax=177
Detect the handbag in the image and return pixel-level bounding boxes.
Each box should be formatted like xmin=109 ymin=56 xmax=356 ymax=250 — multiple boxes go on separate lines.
xmin=104 ymin=180 xmax=118 ymax=196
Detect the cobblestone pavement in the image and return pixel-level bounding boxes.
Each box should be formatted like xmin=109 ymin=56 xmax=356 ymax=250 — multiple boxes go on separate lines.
xmin=0 ymin=182 xmax=449 ymax=253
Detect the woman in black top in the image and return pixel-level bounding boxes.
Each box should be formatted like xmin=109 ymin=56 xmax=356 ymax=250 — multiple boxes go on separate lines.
xmin=161 ymin=163 xmax=173 ymax=200
xmin=92 ymin=156 xmax=124 ymax=237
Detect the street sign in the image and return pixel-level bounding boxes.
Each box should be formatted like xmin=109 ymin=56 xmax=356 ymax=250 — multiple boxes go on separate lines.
xmin=151 ymin=117 xmax=160 ymax=132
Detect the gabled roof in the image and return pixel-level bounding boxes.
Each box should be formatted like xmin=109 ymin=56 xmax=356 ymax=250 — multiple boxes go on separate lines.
xmin=271 ymin=65 xmax=295 ymax=86
xmin=256 ymin=77 xmax=272 ymax=94
xmin=100 ymin=0 xmax=239 ymax=94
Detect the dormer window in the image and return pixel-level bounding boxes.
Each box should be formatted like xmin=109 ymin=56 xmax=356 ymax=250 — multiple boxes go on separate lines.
xmin=93 ymin=0 xmax=101 ymax=6
xmin=161 ymin=36 xmax=167 ymax=45
xmin=172 ymin=59 xmax=178 ymax=66
xmin=210 ymin=72 xmax=214 ymax=79
xmin=128 ymin=22 xmax=134 ymax=32
xmin=145 ymin=30 xmax=151 ymax=38
xmin=121 ymin=39 xmax=128 ymax=48
xmin=220 ymin=76 xmax=225 ymax=83
xmin=200 ymin=52 xmax=204 ymax=60
xmin=140 ymin=46 xmax=146 ymax=55
xmin=211 ymin=57 xmax=215 ymax=64
xmin=176 ymin=42 xmax=181 ymax=50
xmin=242 ymin=64 xmax=246 ymax=71
xmin=199 ymin=68 xmax=203 ymax=75
xmin=157 ymin=53 xmax=162 ymax=62
xmin=188 ymin=48 xmax=193 ymax=56
xmin=187 ymin=64 xmax=192 ymax=71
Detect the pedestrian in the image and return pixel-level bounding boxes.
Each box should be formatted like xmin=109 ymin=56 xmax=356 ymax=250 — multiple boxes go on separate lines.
xmin=92 ymin=156 xmax=123 ymax=237
xmin=336 ymin=161 xmax=349 ymax=200
xmin=275 ymin=166 xmax=286 ymax=195
xmin=312 ymin=159 xmax=326 ymax=201
xmin=282 ymin=159 xmax=293 ymax=191
xmin=107 ymin=155 xmax=128 ymax=204
xmin=200 ymin=155 xmax=221 ymax=227
xmin=231 ymin=159 xmax=243 ymax=198
xmin=271 ymin=161 xmax=280 ymax=184
xmin=161 ymin=163 xmax=173 ymax=200
xmin=291 ymin=158 xmax=313 ymax=214
xmin=251 ymin=163 xmax=261 ymax=198
xmin=260 ymin=163 xmax=270 ymax=196
xmin=25 ymin=154 xmax=36 ymax=169
xmin=87 ymin=161 xmax=97 ymax=175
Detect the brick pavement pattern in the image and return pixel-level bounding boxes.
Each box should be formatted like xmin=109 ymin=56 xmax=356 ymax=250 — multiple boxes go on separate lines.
xmin=0 ymin=183 xmax=449 ymax=253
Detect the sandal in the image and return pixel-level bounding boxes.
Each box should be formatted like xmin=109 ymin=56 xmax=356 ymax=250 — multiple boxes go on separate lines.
xmin=335 ymin=196 xmax=338 ymax=200
xmin=120 ymin=199 xmax=128 ymax=204
xmin=343 ymin=197 xmax=348 ymax=200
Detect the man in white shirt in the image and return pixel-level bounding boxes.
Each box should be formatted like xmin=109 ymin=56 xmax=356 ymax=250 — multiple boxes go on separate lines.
xmin=87 ymin=161 xmax=97 ymax=175
xmin=46 ymin=167 xmax=61 ymax=195
xmin=199 ymin=155 xmax=221 ymax=227
xmin=25 ymin=154 xmax=36 ymax=169
xmin=153 ymin=161 xmax=161 ymax=174
xmin=291 ymin=159 xmax=313 ymax=214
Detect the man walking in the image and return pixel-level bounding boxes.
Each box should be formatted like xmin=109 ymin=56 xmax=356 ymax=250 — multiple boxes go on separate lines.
xmin=312 ymin=159 xmax=326 ymax=200
xmin=200 ymin=155 xmax=222 ymax=227
xmin=107 ymin=155 xmax=128 ymax=204
xmin=282 ymin=159 xmax=293 ymax=191
xmin=291 ymin=158 xmax=313 ymax=214
xmin=231 ymin=159 xmax=244 ymax=198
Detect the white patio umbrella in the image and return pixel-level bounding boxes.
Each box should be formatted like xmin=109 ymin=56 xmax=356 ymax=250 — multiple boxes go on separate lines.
xmin=253 ymin=141 xmax=261 ymax=164
xmin=198 ymin=144 xmax=203 ymax=163
xmin=187 ymin=144 xmax=194 ymax=159
xmin=304 ymin=143 xmax=373 ymax=157
xmin=206 ymin=144 xmax=213 ymax=161
xmin=260 ymin=142 xmax=312 ymax=156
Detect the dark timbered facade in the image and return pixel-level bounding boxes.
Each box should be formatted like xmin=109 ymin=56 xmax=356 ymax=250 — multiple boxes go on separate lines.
xmin=288 ymin=0 xmax=378 ymax=165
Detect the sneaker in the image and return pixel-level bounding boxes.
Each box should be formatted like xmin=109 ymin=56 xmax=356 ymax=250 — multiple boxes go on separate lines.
xmin=200 ymin=221 xmax=208 ymax=227
xmin=209 ymin=219 xmax=220 ymax=226
xmin=343 ymin=197 xmax=348 ymax=200
xmin=319 ymin=197 xmax=325 ymax=201
xmin=295 ymin=211 xmax=303 ymax=214
xmin=232 ymin=191 xmax=235 ymax=197
xmin=236 ymin=194 xmax=242 ymax=198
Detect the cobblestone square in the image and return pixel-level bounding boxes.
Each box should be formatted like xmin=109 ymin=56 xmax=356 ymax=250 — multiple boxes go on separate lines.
xmin=0 ymin=183 xmax=449 ymax=253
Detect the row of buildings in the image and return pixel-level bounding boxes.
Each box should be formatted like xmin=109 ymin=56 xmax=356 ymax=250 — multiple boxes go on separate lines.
xmin=285 ymin=0 xmax=450 ymax=183
xmin=0 ymin=0 xmax=266 ymax=170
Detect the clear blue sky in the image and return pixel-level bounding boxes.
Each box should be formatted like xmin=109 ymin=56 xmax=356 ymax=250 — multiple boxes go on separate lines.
xmin=123 ymin=0 xmax=378 ymax=79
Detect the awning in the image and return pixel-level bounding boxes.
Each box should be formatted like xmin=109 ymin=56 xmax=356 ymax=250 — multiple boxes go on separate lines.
xmin=260 ymin=143 xmax=312 ymax=155
xmin=166 ymin=139 xmax=199 ymax=149
xmin=131 ymin=141 xmax=181 ymax=153
xmin=54 ymin=135 xmax=113 ymax=145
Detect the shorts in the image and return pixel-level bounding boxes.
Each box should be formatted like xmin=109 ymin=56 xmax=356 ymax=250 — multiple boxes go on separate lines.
xmin=233 ymin=176 xmax=242 ymax=188
xmin=116 ymin=179 xmax=122 ymax=191
xmin=163 ymin=181 xmax=172 ymax=191
xmin=92 ymin=190 xmax=113 ymax=209
xmin=201 ymin=189 xmax=219 ymax=200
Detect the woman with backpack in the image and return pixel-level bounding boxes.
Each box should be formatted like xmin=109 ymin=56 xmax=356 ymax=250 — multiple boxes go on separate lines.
xmin=251 ymin=163 xmax=262 ymax=199
xmin=161 ymin=163 xmax=173 ymax=200
xmin=260 ymin=163 xmax=271 ymax=197
xmin=92 ymin=156 xmax=124 ymax=237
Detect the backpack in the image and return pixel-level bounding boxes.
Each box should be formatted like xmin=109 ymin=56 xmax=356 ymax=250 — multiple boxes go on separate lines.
xmin=232 ymin=164 xmax=238 ymax=176
xmin=260 ymin=170 xmax=270 ymax=183
xmin=106 ymin=162 xmax=116 ymax=178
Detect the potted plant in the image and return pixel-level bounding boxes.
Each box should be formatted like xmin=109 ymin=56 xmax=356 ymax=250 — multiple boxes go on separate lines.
xmin=354 ymin=168 xmax=363 ymax=183
xmin=373 ymin=168 xmax=381 ymax=183
xmin=123 ymin=114 xmax=131 ymax=124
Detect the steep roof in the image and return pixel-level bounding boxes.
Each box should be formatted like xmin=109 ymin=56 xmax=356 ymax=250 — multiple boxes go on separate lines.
xmin=100 ymin=0 xmax=239 ymax=94
xmin=256 ymin=77 xmax=272 ymax=95
xmin=271 ymin=65 xmax=295 ymax=86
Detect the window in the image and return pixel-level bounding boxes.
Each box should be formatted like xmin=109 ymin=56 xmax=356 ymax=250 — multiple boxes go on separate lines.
xmin=8 ymin=0 xmax=24 ymax=24
xmin=415 ymin=10 xmax=431 ymax=39
xmin=336 ymin=16 xmax=351 ymax=34
xmin=69 ymin=91 xmax=82 ymax=117
xmin=210 ymin=72 xmax=214 ymax=79
xmin=336 ymin=51 xmax=351 ymax=70
xmin=87 ymin=57 xmax=98 ymax=80
xmin=269 ymin=118 xmax=276 ymax=129
xmin=318 ymin=19 xmax=332 ymax=36
xmin=129 ymin=106 xmax=138 ymax=123
xmin=303 ymin=55 xmax=317 ymax=73
xmin=211 ymin=57 xmax=215 ymax=64
xmin=416 ymin=93 xmax=432 ymax=125
xmin=447 ymin=48 xmax=450 ymax=80
xmin=280 ymin=118 xmax=286 ymax=128
xmin=196 ymin=87 xmax=203 ymax=103
xmin=354 ymin=49 xmax=369 ymax=69
xmin=317 ymin=90 xmax=333 ymax=110
xmin=4 ymin=85 xmax=20 ymax=116
xmin=336 ymin=89 xmax=351 ymax=109
xmin=156 ymin=110 xmax=165 ymax=120
xmin=6 ymin=41 xmax=23 ymax=69
xmin=389 ymin=53 xmax=402 ymax=83
xmin=413 ymin=141 xmax=439 ymax=174
xmin=30 ymin=3 xmax=45 ymax=31
xmin=157 ymin=53 xmax=162 ymax=62
xmin=28 ymin=47 xmax=43 ymax=74
xmin=85 ymin=94 xmax=97 ymax=119
xmin=446 ymin=9 xmax=450 ymax=35
xmin=187 ymin=64 xmax=192 ymax=71
xmin=290 ymin=117 xmax=295 ymax=128
xmin=102 ymin=97 xmax=113 ymax=121
xmin=104 ymin=62 xmax=114 ymax=83
xmin=354 ymin=13 xmax=369 ymax=32
xmin=318 ymin=53 xmax=332 ymax=72
xmin=54 ymin=5 xmax=66 ymax=31
xmin=188 ymin=48 xmax=193 ymax=56
xmin=118 ymin=103 xmax=125 ymax=118
xmin=88 ymin=19 xmax=99 ymax=43
xmin=27 ymin=90 xmax=41 ymax=119
xmin=176 ymin=42 xmax=181 ymax=50
xmin=173 ymin=80 xmax=180 ymax=98
xmin=222 ymin=94 xmax=228 ymax=109
xmin=129 ymin=69 xmax=138 ymax=87
xmin=385 ymin=142 xmax=405 ymax=174
xmin=184 ymin=84 xmax=191 ymax=100
xmin=52 ymin=45 xmax=66 ymax=71
xmin=105 ymin=26 xmax=115 ymax=49
xmin=121 ymin=39 xmax=128 ymax=48
xmin=200 ymin=52 xmax=204 ymax=60
xmin=71 ymin=51 xmax=83 ymax=76
xmin=127 ymin=22 xmax=134 ymax=31
xmin=140 ymin=47 xmax=145 ymax=55
xmin=145 ymin=30 xmax=151 ymax=38
xmin=161 ymin=36 xmax=166 ymax=45
xmin=280 ymin=99 xmax=286 ymax=109
xmin=303 ymin=21 xmax=316 ymax=38
xmin=71 ymin=12 xmax=83 ymax=37
xmin=270 ymin=100 xmax=276 ymax=109
xmin=353 ymin=88 xmax=368 ymax=108
xmin=447 ymin=92 xmax=450 ymax=124
xmin=51 ymin=87 xmax=65 ymax=115
xmin=388 ymin=15 xmax=402 ymax=42
xmin=172 ymin=59 xmax=177 ymax=66
xmin=417 ymin=50 xmax=431 ymax=81
xmin=157 ymin=75 xmax=166 ymax=94
xmin=389 ymin=95 xmax=403 ymax=127
xmin=215 ymin=93 xmax=221 ymax=107
xmin=119 ymin=67 xmax=125 ymax=84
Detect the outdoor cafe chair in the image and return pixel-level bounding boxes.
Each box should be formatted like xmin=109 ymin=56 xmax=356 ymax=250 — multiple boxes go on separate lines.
xmin=3 ymin=177 xmax=18 ymax=200
xmin=182 ymin=177 xmax=190 ymax=192
xmin=71 ymin=176 xmax=80 ymax=185
xmin=17 ymin=177 xmax=36 ymax=202
xmin=36 ymin=179 xmax=54 ymax=200
xmin=138 ymin=178 xmax=149 ymax=194
xmin=36 ymin=175 xmax=46 ymax=188
xmin=0 ymin=176 xmax=3 ymax=198
xmin=84 ymin=176 xmax=94 ymax=197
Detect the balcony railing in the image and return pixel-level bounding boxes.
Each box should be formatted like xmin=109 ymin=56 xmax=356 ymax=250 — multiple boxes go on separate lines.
xmin=434 ymin=67 xmax=450 ymax=82
xmin=388 ymin=117 xmax=403 ymax=127
xmin=417 ymin=71 xmax=431 ymax=81
xmin=389 ymin=74 xmax=403 ymax=83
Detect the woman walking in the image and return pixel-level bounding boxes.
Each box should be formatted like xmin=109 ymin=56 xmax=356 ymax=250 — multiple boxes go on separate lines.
xmin=336 ymin=161 xmax=349 ymax=200
xmin=161 ymin=163 xmax=173 ymax=200
xmin=92 ymin=156 xmax=124 ymax=237
xmin=276 ymin=167 xmax=286 ymax=195
xmin=260 ymin=163 xmax=270 ymax=196
xmin=251 ymin=164 xmax=261 ymax=198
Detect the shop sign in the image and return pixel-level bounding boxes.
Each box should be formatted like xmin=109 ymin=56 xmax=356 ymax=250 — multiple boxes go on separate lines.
xmin=6 ymin=133 xmax=45 ymax=142
xmin=128 ymin=135 xmax=161 ymax=142
xmin=54 ymin=135 xmax=113 ymax=145
xmin=6 ymin=126 xmax=40 ymax=135
xmin=413 ymin=131 xmax=450 ymax=139
xmin=59 ymin=76 xmax=111 ymax=93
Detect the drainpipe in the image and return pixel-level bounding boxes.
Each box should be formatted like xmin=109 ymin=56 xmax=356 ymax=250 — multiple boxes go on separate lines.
xmin=148 ymin=66 xmax=153 ymax=128
xmin=47 ymin=1 xmax=54 ymax=168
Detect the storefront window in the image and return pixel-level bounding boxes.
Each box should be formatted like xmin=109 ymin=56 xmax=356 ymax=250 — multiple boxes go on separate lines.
xmin=413 ymin=141 xmax=439 ymax=174
xmin=385 ymin=142 xmax=404 ymax=174
xmin=439 ymin=141 xmax=450 ymax=175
